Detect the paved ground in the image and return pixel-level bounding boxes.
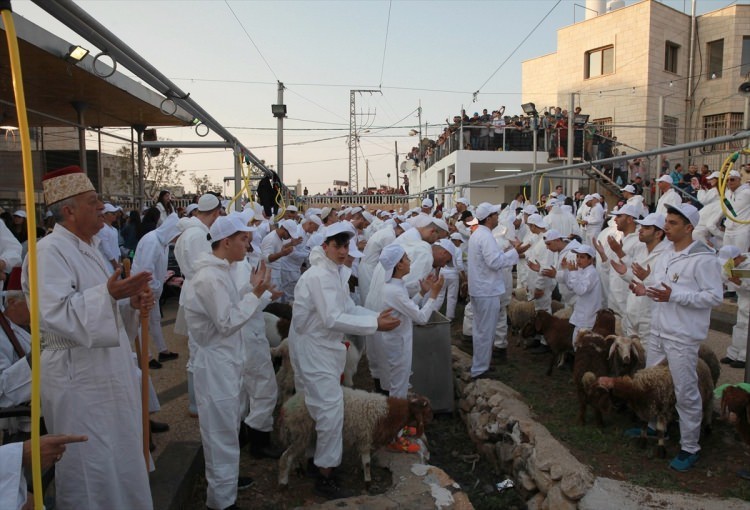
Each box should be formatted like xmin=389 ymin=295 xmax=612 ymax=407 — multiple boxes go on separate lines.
xmin=146 ymin=297 xmax=749 ymax=508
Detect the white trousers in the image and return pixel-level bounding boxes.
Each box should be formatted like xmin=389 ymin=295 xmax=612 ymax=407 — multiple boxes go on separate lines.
xmin=148 ymin=295 xmax=168 ymax=355
xmin=441 ymin=273 xmax=460 ymax=320
xmin=470 ymin=295 xmax=502 ymax=377
xmin=194 ymin=364 xmax=242 ymax=509
xmin=727 ymin=290 xmax=749 ymax=363
xmin=646 ymin=336 xmax=702 ymax=454
xmin=383 ymin=332 xmax=412 ymax=399
xmin=241 ymin=335 xmax=278 ymax=432
xmin=279 ymin=269 xmax=300 ymax=303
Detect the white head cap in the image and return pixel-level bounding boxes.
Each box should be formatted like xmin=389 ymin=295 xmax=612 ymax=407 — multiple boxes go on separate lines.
xmin=379 ymin=243 xmax=406 ymax=282
xmin=209 ymin=215 xmax=253 ymax=243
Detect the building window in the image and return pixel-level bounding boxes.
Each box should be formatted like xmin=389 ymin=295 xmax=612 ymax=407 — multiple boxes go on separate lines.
xmin=665 ymin=41 xmax=679 ymax=74
xmin=742 ymin=37 xmax=750 ymax=76
xmin=703 ymin=112 xmax=743 ymax=151
xmin=585 ymin=46 xmax=614 ymax=79
xmin=707 ymin=39 xmax=724 ymax=79
xmin=663 ymin=116 xmax=678 ymax=145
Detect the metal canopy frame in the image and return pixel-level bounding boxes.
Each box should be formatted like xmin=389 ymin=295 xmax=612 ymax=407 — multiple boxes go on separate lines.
xmin=31 ymin=0 xmax=275 ymax=206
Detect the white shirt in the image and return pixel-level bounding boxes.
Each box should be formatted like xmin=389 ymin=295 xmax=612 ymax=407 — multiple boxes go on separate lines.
xmin=96 ymin=223 xmax=120 ymax=267
xmin=468 ymin=225 xmax=518 ymax=297
xmin=656 ymin=188 xmax=683 ymax=216
xmin=562 ymin=264 xmax=602 ymax=328
xmin=0 ymin=222 xmax=22 ymax=272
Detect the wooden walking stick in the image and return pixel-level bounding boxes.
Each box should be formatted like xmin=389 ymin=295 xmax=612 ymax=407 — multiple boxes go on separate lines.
xmin=123 ymin=259 xmax=150 ymax=468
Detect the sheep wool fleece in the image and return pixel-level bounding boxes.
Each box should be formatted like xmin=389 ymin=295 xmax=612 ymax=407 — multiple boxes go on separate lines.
xmin=184 ymin=253 xmax=268 ymax=510
xmin=646 ymin=240 xmax=723 ymax=455
xmin=289 ymin=246 xmax=379 ymax=469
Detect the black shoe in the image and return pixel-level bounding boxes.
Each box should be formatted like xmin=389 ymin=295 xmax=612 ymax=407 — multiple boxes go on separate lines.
xmin=150 ymin=420 xmax=170 ymax=434
xmin=158 ymin=351 xmax=179 ymax=362
xmin=237 ymin=476 xmax=254 ymax=490
xmin=207 ymin=505 xmax=238 ymax=510
xmin=314 ymin=475 xmax=355 ymax=500
xmin=731 ymin=360 xmax=746 ymax=369
xmin=721 ymin=357 xmax=734 ymax=365
xmin=148 ymin=359 xmax=162 ymax=370
xmin=471 ymin=371 xmax=495 ymax=381
xmin=250 ymin=443 xmax=285 ymax=460
xmin=493 ymin=348 xmax=507 ymax=363
xmin=524 ymin=338 xmax=541 ymax=350
xmin=529 ymin=345 xmax=551 ymax=355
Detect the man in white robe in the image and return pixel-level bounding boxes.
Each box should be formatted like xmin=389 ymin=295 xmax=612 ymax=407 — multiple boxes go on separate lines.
xmin=22 ymin=166 xmax=153 ymax=510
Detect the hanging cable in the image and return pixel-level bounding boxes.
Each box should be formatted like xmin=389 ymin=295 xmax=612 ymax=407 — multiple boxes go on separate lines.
xmin=378 ymin=0 xmax=392 ymax=88
xmin=473 ymin=0 xmax=562 ymax=99
xmin=224 ymin=0 xmax=279 ymax=81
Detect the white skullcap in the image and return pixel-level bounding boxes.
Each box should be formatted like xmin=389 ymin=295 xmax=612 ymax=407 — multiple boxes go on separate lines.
xmin=610 ymin=203 xmax=639 ymax=218
xmin=279 ymin=219 xmax=301 ymax=238
xmin=432 ymin=217 xmax=449 ymax=233
xmin=657 ymin=175 xmax=673 ymax=184
xmin=475 ymin=202 xmax=501 ymax=221
xmin=209 ymin=215 xmax=253 ymax=243
xmin=449 ymin=232 xmax=464 ymax=243
xmin=198 ymin=194 xmax=220 ymax=212
xmin=307 ymin=215 xmax=323 ymax=227
xmin=544 ymin=229 xmax=563 ymax=241
xmin=729 ymin=170 xmax=741 ymax=178
xmin=718 ymin=245 xmax=742 ymax=266
xmin=379 ymin=243 xmax=406 ymax=282
xmin=435 ymin=238 xmax=456 ymax=262
xmin=422 ymin=198 xmax=433 ymax=208
xmin=362 ymin=211 xmax=375 ymax=223
xmin=286 ymin=205 xmax=298 ymax=212
xmin=620 ymin=184 xmax=636 ymax=194
xmin=707 ymin=171 xmax=720 ymax=180
xmin=665 ymin=203 xmax=700 ymax=227
xmin=102 ymin=203 xmax=118 ymax=214
xmin=573 ymin=244 xmax=596 ymax=257
xmin=456 ymin=197 xmax=470 ymax=206
xmin=185 ymin=203 xmax=199 ymax=216
xmin=636 ymin=213 xmax=665 ymax=230
xmin=411 ymin=214 xmax=434 ymax=229
xmin=324 ymin=221 xmax=357 ymax=240
xmin=522 ymin=204 xmax=537 ymax=215
xmin=399 ymin=221 xmax=413 ymax=231
xmin=526 ymin=213 xmax=547 ymax=229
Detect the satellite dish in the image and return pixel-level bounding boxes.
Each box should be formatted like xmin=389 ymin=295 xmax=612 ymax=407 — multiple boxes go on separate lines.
xmin=739 ymin=82 xmax=750 ymax=96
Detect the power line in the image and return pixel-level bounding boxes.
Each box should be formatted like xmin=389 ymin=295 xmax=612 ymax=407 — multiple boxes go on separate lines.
xmin=379 ymin=0 xmax=392 ymax=88
xmin=473 ymin=0 xmax=562 ymax=99
xmin=224 ymin=0 xmax=279 ymax=81
xmin=286 ymin=87 xmax=349 ymax=122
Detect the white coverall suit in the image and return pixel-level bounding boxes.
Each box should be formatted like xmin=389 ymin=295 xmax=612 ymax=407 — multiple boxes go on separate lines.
xmin=646 ymin=241 xmax=723 ymax=455
xmin=183 ymin=253 xmax=269 ymax=510
xmin=289 ymin=246 xmax=379 ymax=469
xmin=231 ymin=260 xmax=276 ymax=431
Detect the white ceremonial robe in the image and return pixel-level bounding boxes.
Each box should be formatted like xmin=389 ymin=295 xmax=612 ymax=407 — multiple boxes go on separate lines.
xmin=22 ymin=224 xmax=152 ymax=510
xmin=0 ymin=442 xmax=26 ymax=510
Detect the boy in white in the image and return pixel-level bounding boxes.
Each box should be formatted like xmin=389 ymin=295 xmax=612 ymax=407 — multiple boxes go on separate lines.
xmin=439 ymin=233 xmax=464 ymax=321
xmin=377 ymin=243 xmax=444 ymax=399
xmin=560 ymin=244 xmax=602 ymax=347
xmin=183 ymin=215 xmax=277 ymax=510
xmin=717 ymin=245 xmax=749 ymax=369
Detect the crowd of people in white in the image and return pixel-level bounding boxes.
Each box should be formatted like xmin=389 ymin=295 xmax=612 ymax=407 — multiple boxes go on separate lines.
xmin=0 ymin=161 xmax=748 ymax=508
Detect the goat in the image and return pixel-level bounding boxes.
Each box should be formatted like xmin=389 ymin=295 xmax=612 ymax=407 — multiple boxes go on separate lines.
xmin=277 ymin=388 xmax=432 ymax=487
xmin=599 ymin=359 xmax=714 ymax=458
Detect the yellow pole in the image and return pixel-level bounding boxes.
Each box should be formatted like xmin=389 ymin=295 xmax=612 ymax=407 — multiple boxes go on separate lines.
xmin=1 ymin=7 xmax=43 ymax=508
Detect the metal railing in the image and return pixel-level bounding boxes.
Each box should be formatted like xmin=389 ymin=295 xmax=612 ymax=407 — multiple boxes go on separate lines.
xmin=297 ymin=193 xmax=416 ymax=210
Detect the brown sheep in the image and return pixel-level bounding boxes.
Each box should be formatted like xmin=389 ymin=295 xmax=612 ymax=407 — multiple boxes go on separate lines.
xmin=606 ymin=334 xmax=646 ymax=377
xmin=598 ymin=359 xmax=714 ymax=459
xmin=720 ymin=385 xmax=750 ymax=445
xmin=574 ymin=332 xmax=615 ymax=427
xmin=698 ymin=344 xmax=721 ymax=386
xmin=525 ymin=310 xmax=575 ymax=376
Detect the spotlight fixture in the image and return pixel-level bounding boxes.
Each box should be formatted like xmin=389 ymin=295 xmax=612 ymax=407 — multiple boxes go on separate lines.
xmin=64 ymin=45 xmax=89 ymax=64
xmin=521 ymin=102 xmax=538 ymax=116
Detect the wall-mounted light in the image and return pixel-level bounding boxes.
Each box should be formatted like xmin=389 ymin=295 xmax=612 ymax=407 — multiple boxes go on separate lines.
xmin=64 ymin=45 xmax=89 ymax=64
xmin=494 ymin=168 xmax=521 ymax=173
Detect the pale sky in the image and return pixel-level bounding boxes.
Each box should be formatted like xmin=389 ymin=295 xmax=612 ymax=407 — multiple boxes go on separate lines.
xmin=13 ymin=0 xmax=740 ymax=194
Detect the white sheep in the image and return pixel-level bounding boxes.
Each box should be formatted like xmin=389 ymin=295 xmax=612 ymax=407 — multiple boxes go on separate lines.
xmin=277 ymin=388 xmax=432 ymax=486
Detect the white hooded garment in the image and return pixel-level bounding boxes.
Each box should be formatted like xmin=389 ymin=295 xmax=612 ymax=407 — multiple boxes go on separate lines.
xmin=22 ymin=224 xmax=152 ymax=510
xmin=693 ymin=187 xmax=724 ymax=248
xmin=289 ymin=246 xmax=379 ymax=468
xmin=132 ymin=213 xmax=180 ymax=354
xmin=183 ymin=252 xmax=268 ymax=510
xmin=358 ymin=225 xmax=396 ymax=304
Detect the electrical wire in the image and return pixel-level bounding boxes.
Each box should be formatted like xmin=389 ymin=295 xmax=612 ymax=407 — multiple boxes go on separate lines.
xmin=224 ymin=0 xmax=280 ymax=81
xmin=473 ymin=0 xmax=562 ymax=98
xmin=379 ymin=0 xmax=392 ymax=88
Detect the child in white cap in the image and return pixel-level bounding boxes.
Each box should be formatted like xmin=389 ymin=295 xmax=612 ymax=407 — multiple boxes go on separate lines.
xmin=560 ymin=244 xmax=602 ymax=348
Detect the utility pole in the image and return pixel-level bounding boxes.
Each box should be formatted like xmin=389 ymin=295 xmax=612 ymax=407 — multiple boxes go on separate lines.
xmin=365 ymin=159 xmax=369 ymax=191
xmin=272 ymin=81 xmax=287 ymax=183
xmin=349 ymin=89 xmax=381 ymax=192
